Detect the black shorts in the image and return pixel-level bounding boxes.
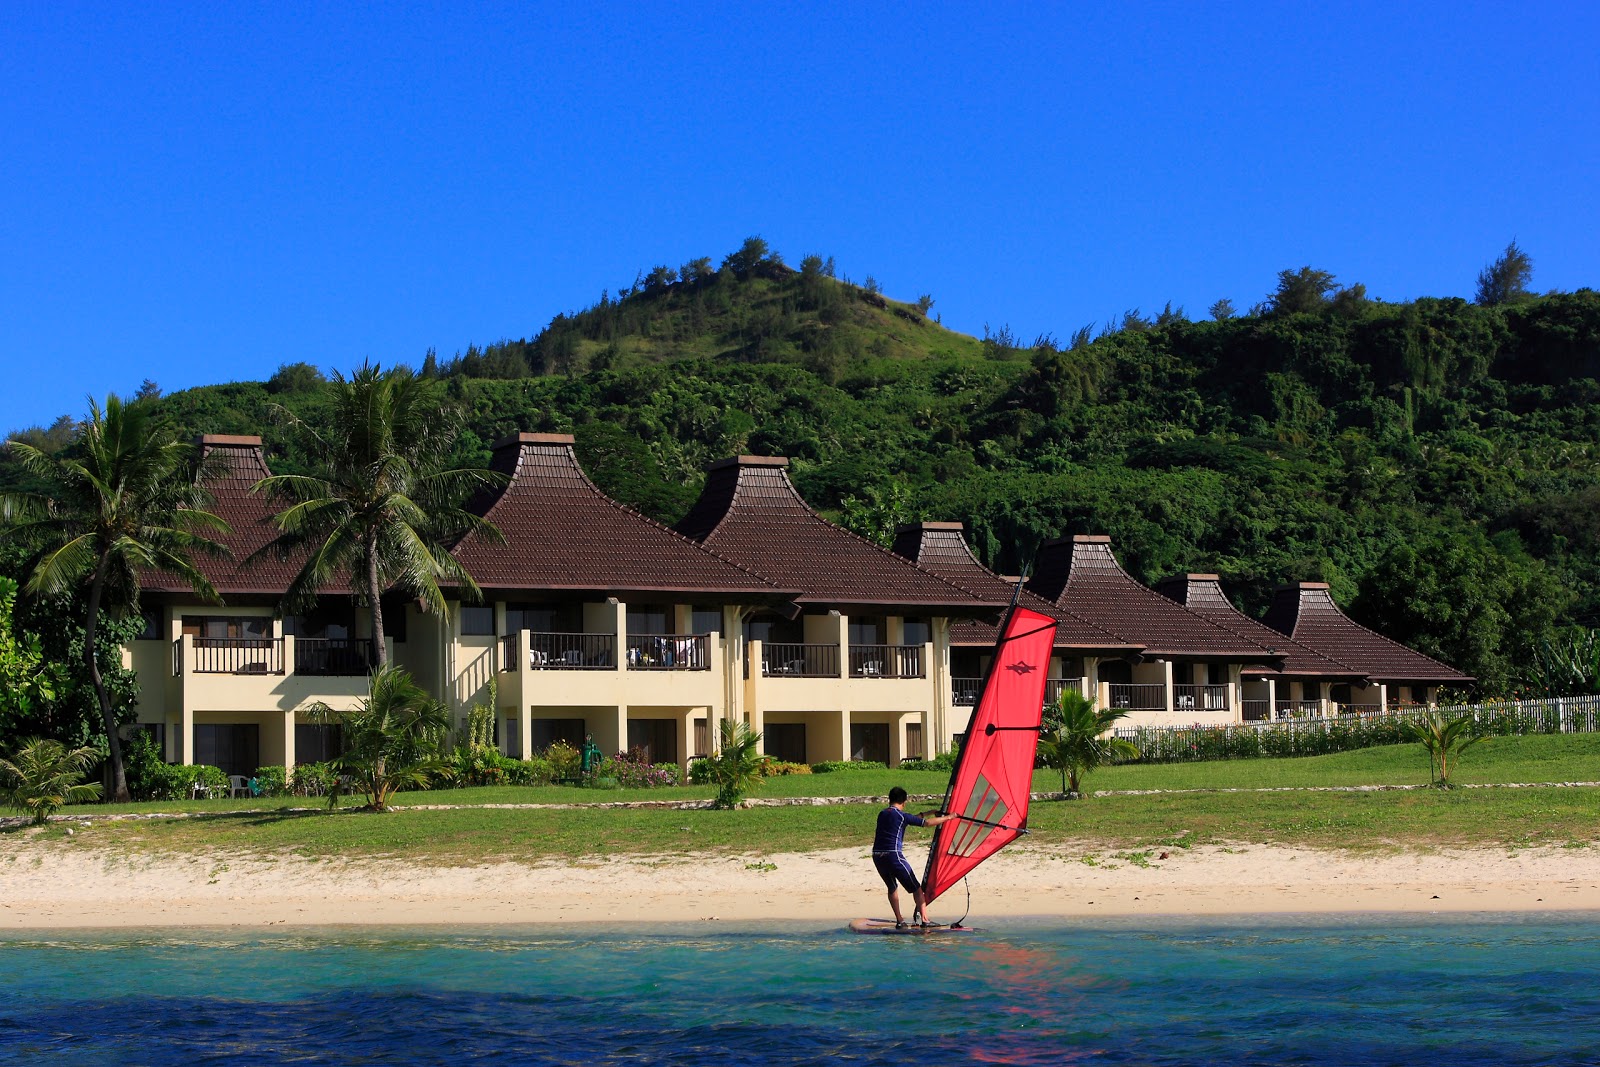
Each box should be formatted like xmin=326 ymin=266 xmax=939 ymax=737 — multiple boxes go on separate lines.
xmin=873 ymin=851 xmax=920 ymax=893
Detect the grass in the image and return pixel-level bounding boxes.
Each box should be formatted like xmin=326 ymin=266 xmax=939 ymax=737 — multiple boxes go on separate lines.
xmin=14 ymin=736 xmax=1599 ymax=863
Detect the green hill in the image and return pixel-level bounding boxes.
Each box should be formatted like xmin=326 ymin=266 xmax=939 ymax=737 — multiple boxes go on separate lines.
xmin=8 ymin=240 xmax=1600 ymax=694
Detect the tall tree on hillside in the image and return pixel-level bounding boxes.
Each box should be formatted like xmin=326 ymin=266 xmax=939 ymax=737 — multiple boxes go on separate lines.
xmin=0 ymin=396 xmax=227 ymax=801
xmin=1270 ymin=267 xmax=1340 ymax=314
xmin=256 ymin=362 xmax=503 ymax=668
xmin=1475 ymin=240 xmax=1534 ymax=306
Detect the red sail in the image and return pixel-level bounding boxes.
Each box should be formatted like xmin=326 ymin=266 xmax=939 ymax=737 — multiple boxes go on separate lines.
xmin=922 ymin=606 xmax=1058 ymax=904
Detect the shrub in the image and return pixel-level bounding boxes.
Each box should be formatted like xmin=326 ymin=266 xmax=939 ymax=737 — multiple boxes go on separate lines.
xmin=544 ymin=740 xmax=582 ymax=782
xmin=290 ymin=761 xmax=338 ymax=797
xmin=252 ymin=765 xmax=288 ymax=797
xmin=760 ymin=759 xmax=811 ymax=777
xmin=123 ymin=731 xmax=169 ymax=800
xmin=610 ymin=747 xmax=680 ymax=788
xmin=0 ymin=738 xmax=102 ymax=823
xmin=687 ymin=757 xmax=711 ymax=785
xmin=899 ymin=748 xmax=958 ymax=772
xmin=810 ymin=760 xmax=887 ymax=773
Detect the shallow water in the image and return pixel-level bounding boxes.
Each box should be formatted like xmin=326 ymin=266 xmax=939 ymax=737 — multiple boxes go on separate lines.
xmin=2 ymin=914 xmax=1598 ymax=1065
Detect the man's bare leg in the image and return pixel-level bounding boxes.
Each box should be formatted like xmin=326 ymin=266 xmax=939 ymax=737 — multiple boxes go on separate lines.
xmin=912 ymin=888 xmax=931 ymax=925
xmin=888 ymin=887 xmax=906 ymax=924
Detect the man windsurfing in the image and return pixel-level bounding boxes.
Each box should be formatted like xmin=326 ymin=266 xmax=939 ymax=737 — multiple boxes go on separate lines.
xmin=872 ymin=786 xmax=956 ymax=928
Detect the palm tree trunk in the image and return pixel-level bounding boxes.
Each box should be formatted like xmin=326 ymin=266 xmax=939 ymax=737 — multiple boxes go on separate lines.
xmin=84 ymin=555 xmax=130 ymax=803
xmin=367 ymin=532 xmax=387 ymax=669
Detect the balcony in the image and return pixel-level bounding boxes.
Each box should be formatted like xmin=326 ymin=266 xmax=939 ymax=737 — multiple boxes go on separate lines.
xmin=294 ymin=638 xmax=377 ymax=676
xmin=177 ymin=638 xmax=283 ymax=676
xmin=1108 ymin=683 xmax=1167 ymax=711
xmin=760 ymin=643 xmax=840 ymax=678
xmin=500 ymin=631 xmax=618 ymax=671
xmin=848 ymin=644 xmax=925 ymax=679
xmin=626 ymin=634 xmax=710 ymax=671
xmin=1174 ymin=684 xmax=1230 ymax=712
xmin=953 ymin=676 xmax=1084 ymax=709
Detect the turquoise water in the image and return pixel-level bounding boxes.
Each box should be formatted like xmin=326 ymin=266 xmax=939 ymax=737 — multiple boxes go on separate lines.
xmin=2 ymin=915 xmax=1598 ymax=1065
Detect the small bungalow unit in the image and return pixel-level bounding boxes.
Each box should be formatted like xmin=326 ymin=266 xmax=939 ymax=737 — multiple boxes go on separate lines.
xmin=447 ymin=433 xmax=794 ymax=767
xmin=890 ymin=522 xmax=1142 ymax=717
xmin=1154 ymin=574 xmax=1367 ymax=720
xmin=1024 ymin=536 xmax=1286 ymax=725
xmin=130 ymin=435 xmax=398 ymax=776
xmin=674 ymin=456 xmax=992 ymax=764
xmin=1260 ymin=581 xmax=1472 ymax=709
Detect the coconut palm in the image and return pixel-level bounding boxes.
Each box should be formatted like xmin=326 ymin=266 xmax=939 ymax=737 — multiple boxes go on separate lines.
xmin=0 ymin=738 xmax=104 ymax=824
xmin=1403 ymin=709 xmax=1485 ymax=787
xmin=255 ymin=362 xmax=503 ymax=668
xmin=706 ymin=719 xmax=764 ymax=809
xmin=304 ymin=666 xmax=448 ymax=811
xmin=0 ymin=396 xmax=227 ymax=801
xmin=1039 ymin=689 xmax=1139 ymax=796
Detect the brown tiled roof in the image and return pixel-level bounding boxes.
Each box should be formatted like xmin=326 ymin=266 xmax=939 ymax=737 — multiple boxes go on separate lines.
xmin=143 ymin=435 xmax=314 ymax=596
xmin=1262 ymin=583 xmax=1473 ymax=684
xmin=1026 ymin=536 xmax=1279 ymax=660
xmin=675 ymin=458 xmax=990 ymax=613
xmin=452 ymin=434 xmax=789 ymax=600
xmin=1155 ymin=574 xmax=1362 ymax=679
xmin=891 ymin=523 xmax=1140 ymax=652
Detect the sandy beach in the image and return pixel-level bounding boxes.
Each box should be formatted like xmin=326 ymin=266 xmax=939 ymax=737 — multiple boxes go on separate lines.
xmin=5 ymin=837 xmax=1599 ymax=929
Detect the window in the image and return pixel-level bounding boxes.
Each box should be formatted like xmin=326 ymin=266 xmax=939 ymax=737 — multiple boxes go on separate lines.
xmin=460 ymin=606 xmax=494 ymax=635
xmin=766 ymin=723 xmax=807 ymax=764
xmin=285 ymin=608 xmax=352 ymax=639
xmin=848 ymin=617 xmax=884 ymax=645
xmin=505 ymin=602 xmax=582 ymax=634
xmin=901 ymin=618 xmax=930 ymax=646
xmin=295 ymin=724 xmax=343 ymax=764
xmin=627 ymin=604 xmax=671 ymax=635
xmin=744 ymin=613 xmax=802 ymax=645
xmin=182 ymin=616 xmax=270 ymax=639
xmin=136 ymin=610 xmax=162 ymax=641
xmin=531 ymin=718 xmax=586 ymax=750
xmin=905 ymin=722 xmax=923 ymax=760
xmin=690 ymin=607 xmax=723 ymax=636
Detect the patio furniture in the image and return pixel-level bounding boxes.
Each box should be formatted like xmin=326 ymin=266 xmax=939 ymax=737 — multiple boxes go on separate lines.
xmin=228 ymin=775 xmax=251 ymax=798
xmin=529 ymin=649 xmax=548 ymax=668
xmin=860 ymin=660 xmax=883 ymax=678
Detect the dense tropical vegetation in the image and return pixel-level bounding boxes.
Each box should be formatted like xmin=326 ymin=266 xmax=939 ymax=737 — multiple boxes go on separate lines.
xmin=3 ymin=238 xmax=1599 ymax=771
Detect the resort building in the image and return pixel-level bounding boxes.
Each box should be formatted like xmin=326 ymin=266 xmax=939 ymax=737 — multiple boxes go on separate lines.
xmin=890 ymin=522 xmax=1143 ymax=719
xmin=1260 ymin=581 xmax=1472 ymax=708
xmin=447 ymin=433 xmax=793 ymax=767
xmin=131 ymin=435 xmax=393 ymax=774
xmin=123 ymin=434 xmax=1473 ymax=775
xmin=674 ymin=456 xmax=993 ymax=765
xmin=1154 ymin=574 xmax=1367 ymax=719
xmin=1023 ymin=536 xmax=1285 ymax=725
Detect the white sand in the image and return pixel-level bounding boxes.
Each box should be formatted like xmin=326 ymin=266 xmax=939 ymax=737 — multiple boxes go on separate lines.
xmin=4 ymin=835 xmax=1599 ymax=929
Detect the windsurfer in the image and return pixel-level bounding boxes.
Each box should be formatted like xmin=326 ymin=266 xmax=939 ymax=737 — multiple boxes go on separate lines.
xmin=872 ymin=786 xmax=956 ymax=927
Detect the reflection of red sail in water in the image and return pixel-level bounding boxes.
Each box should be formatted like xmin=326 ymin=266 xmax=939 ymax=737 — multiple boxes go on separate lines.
xmin=923 ymin=606 xmax=1058 ymax=904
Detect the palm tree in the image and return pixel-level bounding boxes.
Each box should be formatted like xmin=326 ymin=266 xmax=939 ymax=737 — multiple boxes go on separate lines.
xmin=1039 ymin=689 xmax=1139 ymax=796
xmin=0 ymin=396 xmax=227 ymax=801
xmin=255 ymin=362 xmax=502 ymax=668
xmin=0 ymin=738 xmax=105 ymax=824
xmin=706 ymin=719 xmax=764 ymax=809
xmin=304 ymin=666 xmax=449 ymax=811
xmin=1403 ymin=710 xmax=1485 ymax=787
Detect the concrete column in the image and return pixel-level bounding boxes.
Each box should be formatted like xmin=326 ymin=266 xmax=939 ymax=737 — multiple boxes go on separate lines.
xmin=1266 ymin=677 xmax=1277 ymax=719
xmin=282 ymin=634 xmax=296 ymax=678
xmin=601 ymin=705 xmax=628 ymax=757
xmin=677 ymin=711 xmax=695 ymax=773
xmin=518 ymin=627 xmax=534 ymax=760
xmin=834 ymin=611 xmax=850 ymax=678
xmin=1378 ymin=683 xmax=1389 ymax=715
xmin=834 ymin=709 xmax=851 ymax=762
xmin=744 ymin=637 xmax=763 ymax=754
xmin=282 ymin=710 xmax=297 ymax=772
xmin=1228 ymin=664 xmax=1243 ymax=722
xmin=930 ymin=618 xmax=952 ymax=756
xmin=719 ymin=606 xmax=745 ymax=747
xmin=1318 ymin=681 xmax=1332 ymax=716
xmin=179 ymin=635 xmax=194 ymax=766
xmin=611 ymin=599 xmax=627 ymax=672
xmin=493 ymin=600 xmax=507 ymax=655
xmin=1162 ymin=659 xmax=1175 ymax=714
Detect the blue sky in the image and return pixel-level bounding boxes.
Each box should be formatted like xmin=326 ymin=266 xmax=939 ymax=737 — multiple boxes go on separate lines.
xmin=3 ymin=2 xmax=1596 ymax=433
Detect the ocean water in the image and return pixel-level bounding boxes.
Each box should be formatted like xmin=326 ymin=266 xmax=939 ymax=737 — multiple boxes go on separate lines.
xmin=1 ymin=915 xmax=1598 ymax=1066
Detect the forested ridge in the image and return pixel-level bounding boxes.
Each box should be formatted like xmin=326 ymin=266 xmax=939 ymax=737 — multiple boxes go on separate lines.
xmin=8 ymin=240 xmax=1600 ymax=694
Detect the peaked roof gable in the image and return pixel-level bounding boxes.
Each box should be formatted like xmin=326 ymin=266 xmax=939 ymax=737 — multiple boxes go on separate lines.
xmin=1027 ymin=536 xmax=1278 ymax=659
xmin=891 ymin=523 xmax=1140 ymax=651
xmin=1263 ymin=583 xmax=1473 ymax=684
xmin=676 ymin=458 xmax=989 ymax=612
xmin=1154 ymin=574 xmax=1361 ymax=678
xmin=144 ymin=435 xmax=310 ymax=596
xmin=452 ymin=434 xmax=786 ymax=598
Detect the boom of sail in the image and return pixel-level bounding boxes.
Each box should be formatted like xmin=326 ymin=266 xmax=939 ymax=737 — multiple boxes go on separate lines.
xmin=922 ymin=605 xmax=1059 ymax=904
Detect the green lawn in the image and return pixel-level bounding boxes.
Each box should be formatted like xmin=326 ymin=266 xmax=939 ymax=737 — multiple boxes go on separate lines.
xmin=8 ymin=736 xmax=1597 ymax=863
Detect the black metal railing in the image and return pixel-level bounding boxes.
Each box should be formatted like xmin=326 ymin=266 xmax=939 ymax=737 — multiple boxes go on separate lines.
xmin=626 ymin=634 xmax=710 ymax=670
xmin=761 ymin=643 xmax=840 ymax=678
xmin=1276 ymin=699 xmax=1325 ymax=717
xmin=1108 ymin=683 xmax=1167 ymax=710
xmin=952 ymin=676 xmax=981 ymax=706
xmin=1173 ymin=684 xmax=1230 ymax=712
xmin=848 ymin=644 xmax=925 ymax=678
xmin=294 ymin=637 xmax=376 ymax=676
xmin=527 ymin=631 xmax=616 ymax=670
xmin=185 ymin=637 xmax=283 ymax=675
xmin=1242 ymin=699 xmax=1272 ymax=721
xmin=1044 ymin=678 xmax=1084 ymax=708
